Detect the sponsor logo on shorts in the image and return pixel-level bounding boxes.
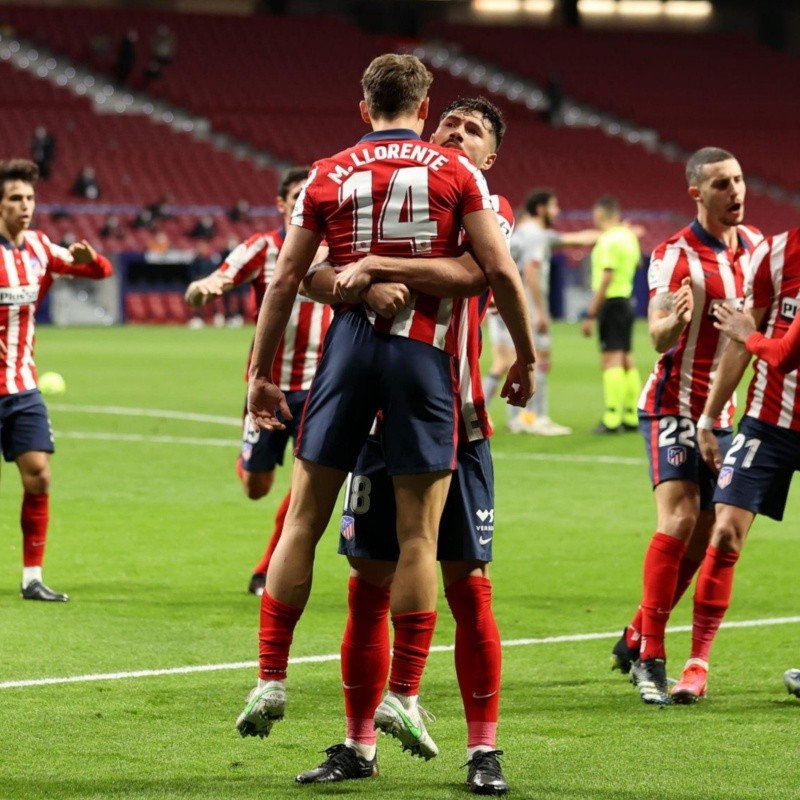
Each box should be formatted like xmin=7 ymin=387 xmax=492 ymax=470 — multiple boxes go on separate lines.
xmin=475 ymin=508 xmax=494 ymax=533
xmin=479 ymin=535 xmax=493 ymax=546
xmin=341 ymin=515 xmax=355 ymax=541
xmin=241 ymin=444 xmax=252 ymax=462
xmin=717 ymin=466 xmax=734 ymax=489
xmin=667 ymin=446 xmax=687 ymax=467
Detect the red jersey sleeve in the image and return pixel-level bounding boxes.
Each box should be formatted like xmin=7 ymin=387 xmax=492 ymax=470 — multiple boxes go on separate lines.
xmin=218 ymin=233 xmax=269 ymax=287
xmin=746 ymin=320 xmax=800 ymax=374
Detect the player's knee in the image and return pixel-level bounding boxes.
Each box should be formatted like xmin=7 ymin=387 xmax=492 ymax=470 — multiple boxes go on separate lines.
xmin=711 ymin=517 xmax=746 ymax=553
xmin=22 ymin=469 xmax=50 ymax=495
xmin=243 ymin=471 xmax=274 ymax=500
xmin=665 ymin=508 xmax=699 ymax=541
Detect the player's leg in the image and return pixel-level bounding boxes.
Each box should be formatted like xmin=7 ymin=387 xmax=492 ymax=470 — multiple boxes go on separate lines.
xmin=245 ymin=392 xmax=306 ymax=594
xmin=594 ymin=349 xmax=626 ymax=433
xmin=528 ymin=332 xmax=571 ymax=436
xmin=296 ymin=559 xmax=391 ymax=784
xmin=674 ymin=419 xmax=793 ymax=703
xmin=482 ymin=315 xmax=517 ymax=430
xmin=237 ymin=460 xmax=347 ymax=738
xmin=8 ymin=394 xmax=65 ymax=602
xmin=622 ymin=350 xmax=641 ymax=431
xmin=296 ymin=440 xmax=398 ymax=783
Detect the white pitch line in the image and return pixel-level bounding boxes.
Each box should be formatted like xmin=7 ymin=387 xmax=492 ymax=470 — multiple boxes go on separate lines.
xmin=3 ymin=615 xmax=799 ymax=691
xmin=47 ymin=403 xmax=241 ymax=427
xmin=54 ymin=431 xmax=236 ymax=447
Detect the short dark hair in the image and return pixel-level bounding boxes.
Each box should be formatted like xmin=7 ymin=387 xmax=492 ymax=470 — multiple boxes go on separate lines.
xmin=524 ymin=188 xmax=555 ymax=217
xmin=278 ymin=166 xmax=309 ymax=199
xmin=0 ymin=158 xmax=39 ymax=199
xmin=593 ymin=194 xmax=620 ymax=217
xmin=361 ymin=53 xmax=433 ymax=121
xmin=438 ymin=96 xmax=506 ymax=151
xmin=685 ymin=147 xmax=737 ymax=187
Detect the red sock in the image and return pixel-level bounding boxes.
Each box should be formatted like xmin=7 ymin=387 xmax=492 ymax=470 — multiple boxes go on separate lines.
xmin=640 ymin=532 xmax=687 ymax=660
xmin=21 ymin=492 xmax=49 ymax=567
xmin=252 ymin=491 xmax=291 ymax=575
xmin=629 ymin=554 xmax=701 ymax=647
xmin=388 ymin=610 xmax=437 ymax=696
xmin=258 ymin=591 xmax=303 ymax=681
xmin=236 ymin=455 xmax=245 ymax=483
xmin=342 ymin=577 xmax=390 ymax=744
xmin=690 ymin=546 xmax=740 ymax=663
xmin=445 ymin=576 xmax=501 ymax=750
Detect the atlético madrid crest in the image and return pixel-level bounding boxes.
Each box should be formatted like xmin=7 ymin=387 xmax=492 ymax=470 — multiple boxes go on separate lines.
xmin=667 ymin=446 xmax=687 ymax=467
xmin=340 ymin=515 xmax=355 ymax=541
xmin=718 ymin=466 xmax=734 ymax=489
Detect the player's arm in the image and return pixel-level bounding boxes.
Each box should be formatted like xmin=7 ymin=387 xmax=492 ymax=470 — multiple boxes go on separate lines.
xmin=461 ymin=207 xmax=537 ymax=405
xmin=697 ymin=305 xmax=768 ymax=473
xmin=714 ymin=304 xmax=800 ymax=374
xmin=581 ymin=268 xmax=613 ymax=337
xmin=248 ymin=225 xmax=321 ymax=430
xmin=185 ymin=270 xmax=235 ymax=306
xmin=301 ymin=263 xmax=411 ymax=317
xmin=555 ymin=229 xmax=601 ymax=248
xmin=332 ymin=252 xmax=486 ymax=300
xmin=524 ymin=258 xmax=550 ymax=333
xmin=648 ymin=277 xmax=693 ymax=352
xmin=49 ymin=239 xmax=113 ymax=279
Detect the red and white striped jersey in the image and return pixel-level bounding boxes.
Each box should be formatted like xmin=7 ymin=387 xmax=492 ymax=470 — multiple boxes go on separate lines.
xmin=292 ymin=129 xmax=494 ymax=354
xmin=1 ymin=230 xmax=112 ymax=396
xmin=743 ymin=228 xmax=800 ymax=430
xmin=639 ymin=220 xmax=763 ymax=426
xmin=218 ymin=228 xmax=332 ymax=391
xmin=454 ymin=194 xmax=514 ymax=442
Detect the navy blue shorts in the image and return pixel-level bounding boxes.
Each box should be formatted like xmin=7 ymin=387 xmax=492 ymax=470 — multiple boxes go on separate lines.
xmin=712 ymin=416 xmax=800 ymax=521
xmin=240 ymin=390 xmax=308 ymax=473
xmin=296 ymin=308 xmax=457 ymax=475
xmin=338 ymin=436 xmax=495 ymax=562
xmin=0 ymin=389 xmax=55 ymax=462
xmin=639 ymin=412 xmax=733 ymax=510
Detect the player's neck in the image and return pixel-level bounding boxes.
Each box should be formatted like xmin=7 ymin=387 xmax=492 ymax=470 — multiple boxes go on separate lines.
xmin=698 ymin=215 xmax=738 ymax=249
xmin=371 ymin=115 xmax=424 ymax=136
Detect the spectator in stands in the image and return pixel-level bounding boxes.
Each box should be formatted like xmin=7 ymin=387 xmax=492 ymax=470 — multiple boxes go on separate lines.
xmin=544 ymin=72 xmax=564 ymax=126
xmin=71 ymin=166 xmax=100 ymax=200
xmin=30 ymin=126 xmax=56 ymax=180
xmin=188 ymin=215 xmax=217 ymax=240
xmin=100 ymin=214 xmax=125 ymax=241
xmin=132 ymin=207 xmax=155 ymax=230
xmin=59 ymin=231 xmax=77 ymax=249
xmin=147 ymin=230 xmax=171 ymax=254
xmin=150 ymin=24 xmax=177 ymax=68
xmin=147 ymin=195 xmax=173 ymax=222
xmin=142 ymin=58 xmax=163 ymax=88
xmin=228 ymin=199 xmax=252 ymax=224
xmin=115 ymin=30 xmax=138 ymax=87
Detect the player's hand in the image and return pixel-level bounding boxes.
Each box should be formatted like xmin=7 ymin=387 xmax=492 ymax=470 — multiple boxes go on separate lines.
xmin=185 ymin=276 xmax=226 ymax=307
xmin=363 ymin=282 xmax=411 ymax=318
xmin=698 ymin=427 xmax=722 ymax=475
xmin=673 ymin=277 xmax=693 ymax=325
xmin=501 ymin=360 xmax=535 ymax=407
xmin=581 ymin=317 xmax=594 ymax=337
xmin=334 ymin=261 xmax=373 ymax=303
xmin=68 ymin=239 xmax=98 ymax=264
xmin=247 ymin=375 xmax=291 ymax=431
xmin=713 ymin=304 xmax=756 ymax=343
xmin=536 ymin=312 xmax=551 ymax=335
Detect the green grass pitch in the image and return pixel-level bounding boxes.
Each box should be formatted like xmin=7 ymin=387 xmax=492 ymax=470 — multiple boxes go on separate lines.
xmin=1 ymin=322 xmax=798 ymax=800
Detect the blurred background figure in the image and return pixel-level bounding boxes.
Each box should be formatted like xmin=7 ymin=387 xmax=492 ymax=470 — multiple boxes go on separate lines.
xmin=71 ymin=166 xmax=100 ymax=200
xmin=30 ymin=126 xmax=55 ymax=179
xmin=188 ymin=214 xmax=217 ymax=240
xmin=100 ymin=214 xmax=125 ymax=242
xmin=115 ymin=29 xmax=138 ymax=86
xmin=228 ymin=198 xmax=251 ymax=224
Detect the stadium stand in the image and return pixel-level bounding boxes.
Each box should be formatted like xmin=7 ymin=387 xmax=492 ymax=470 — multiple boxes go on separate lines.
xmin=1 ymin=6 xmax=797 ymax=320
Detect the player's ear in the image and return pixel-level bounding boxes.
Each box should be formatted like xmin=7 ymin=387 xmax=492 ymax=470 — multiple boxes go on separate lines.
xmin=687 ymin=185 xmax=700 ymax=202
xmin=359 ymin=100 xmax=371 ymax=125
xmin=418 ymin=97 xmax=430 ymax=121
xmin=482 ymin=152 xmax=498 ymax=171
